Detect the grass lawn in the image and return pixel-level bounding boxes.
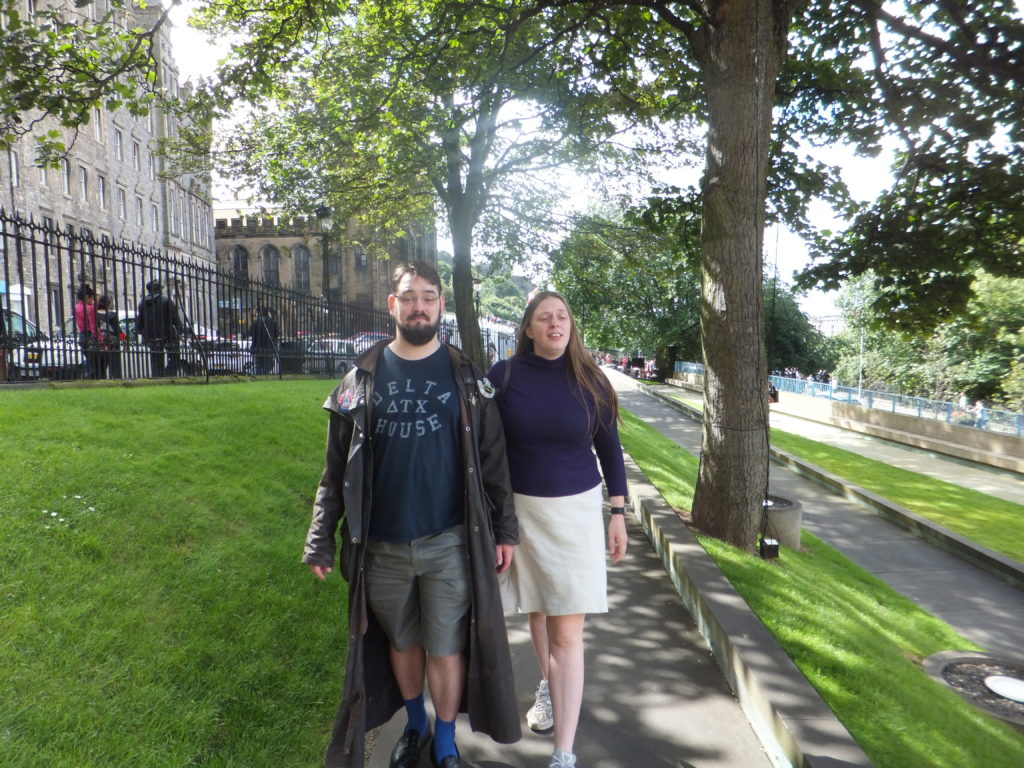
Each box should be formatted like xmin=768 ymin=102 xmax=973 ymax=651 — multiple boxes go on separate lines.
xmin=618 ymin=409 xmax=1024 ymax=768
xmin=0 ymin=380 xmax=346 ymax=768
xmin=654 ymin=387 xmax=1024 ymax=564
xmin=769 ymin=429 xmax=1024 ymax=563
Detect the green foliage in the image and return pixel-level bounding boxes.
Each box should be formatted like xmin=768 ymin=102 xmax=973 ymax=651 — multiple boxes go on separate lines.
xmin=0 ymin=381 xmax=346 ymax=767
xmin=197 ymin=0 xmax=661 ymax=367
xmin=549 ymin=206 xmax=702 ymax=364
xmin=764 ymin=276 xmax=835 ymax=374
xmin=832 ymin=274 xmax=1024 ymax=403
xmin=0 ymin=1 xmax=172 ymax=162
xmin=792 ymin=1 xmax=1024 ymax=332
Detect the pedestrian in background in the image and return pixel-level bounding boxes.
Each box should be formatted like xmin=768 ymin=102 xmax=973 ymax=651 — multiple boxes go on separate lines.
xmin=74 ymin=284 xmax=100 ymax=379
xmin=137 ymin=280 xmax=183 ymax=377
xmin=95 ymin=295 xmax=125 ymax=380
xmin=488 ymin=290 xmax=628 ymax=768
xmin=248 ymin=305 xmax=279 ymax=375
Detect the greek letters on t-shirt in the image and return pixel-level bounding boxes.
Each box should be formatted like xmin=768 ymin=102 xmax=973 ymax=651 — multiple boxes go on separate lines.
xmin=368 ymin=345 xmax=464 ymax=542
xmin=372 ymin=379 xmax=453 ymax=437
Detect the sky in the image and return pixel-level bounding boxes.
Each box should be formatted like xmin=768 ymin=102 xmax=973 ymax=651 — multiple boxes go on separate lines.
xmin=166 ymin=3 xmax=893 ymax=319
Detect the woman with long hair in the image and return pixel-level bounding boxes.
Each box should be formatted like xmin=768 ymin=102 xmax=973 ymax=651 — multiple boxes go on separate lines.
xmin=487 ymin=290 xmax=628 ymax=768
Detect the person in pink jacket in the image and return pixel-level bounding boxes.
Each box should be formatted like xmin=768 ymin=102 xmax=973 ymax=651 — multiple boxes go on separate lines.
xmin=74 ymin=284 xmax=100 ymax=379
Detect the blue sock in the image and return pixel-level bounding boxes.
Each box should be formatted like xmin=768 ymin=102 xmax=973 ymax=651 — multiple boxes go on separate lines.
xmin=403 ymin=694 xmax=428 ymax=738
xmin=433 ymin=716 xmax=457 ymax=762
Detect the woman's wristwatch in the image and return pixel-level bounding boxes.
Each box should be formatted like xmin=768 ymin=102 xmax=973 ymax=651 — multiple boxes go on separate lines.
xmin=609 ymin=506 xmax=626 ymax=516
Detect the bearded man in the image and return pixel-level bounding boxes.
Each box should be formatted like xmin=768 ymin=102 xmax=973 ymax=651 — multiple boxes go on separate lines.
xmin=303 ymin=261 xmax=521 ymax=768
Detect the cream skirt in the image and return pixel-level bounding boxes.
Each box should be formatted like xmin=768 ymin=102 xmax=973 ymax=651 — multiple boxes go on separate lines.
xmin=499 ymin=484 xmax=608 ymax=616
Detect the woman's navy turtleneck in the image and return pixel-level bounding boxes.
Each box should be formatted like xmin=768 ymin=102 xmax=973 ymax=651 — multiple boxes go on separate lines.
xmin=487 ymin=353 xmax=627 ymax=498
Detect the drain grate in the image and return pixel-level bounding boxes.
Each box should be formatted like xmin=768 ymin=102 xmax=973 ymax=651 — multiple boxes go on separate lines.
xmin=925 ymin=651 xmax=1024 ymax=727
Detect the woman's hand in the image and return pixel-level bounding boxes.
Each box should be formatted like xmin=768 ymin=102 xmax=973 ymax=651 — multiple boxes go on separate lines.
xmin=607 ymin=515 xmax=627 ymax=562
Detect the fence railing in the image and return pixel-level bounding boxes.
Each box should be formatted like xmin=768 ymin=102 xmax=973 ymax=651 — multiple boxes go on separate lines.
xmin=673 ymin=361 xmax=1024 ymax=437
xmin=1 ymin=208 xmax=513 ymax=382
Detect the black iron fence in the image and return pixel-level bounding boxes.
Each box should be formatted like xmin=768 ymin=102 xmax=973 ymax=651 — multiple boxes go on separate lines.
xmin=1 ymin=208 xmax=515 ymax=382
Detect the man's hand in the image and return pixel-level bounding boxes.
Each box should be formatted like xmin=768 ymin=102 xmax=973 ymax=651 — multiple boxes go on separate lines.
xmin=308 ymin=564 xmax=332 ymax=581
xmin=495 ymin=544 xmax=515 ymax=574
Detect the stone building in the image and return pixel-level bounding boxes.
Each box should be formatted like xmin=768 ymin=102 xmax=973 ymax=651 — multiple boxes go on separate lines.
xmin=213 ymin=204 xmax=437 ymax=324
xmin=1 ymin=2 xmax=214 ymax=326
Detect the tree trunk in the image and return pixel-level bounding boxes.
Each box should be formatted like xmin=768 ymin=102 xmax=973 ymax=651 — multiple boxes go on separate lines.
xmin=690 ymin=0 xmax=790 ymax=550
xmin=449 ymin=207 xmax=485 ymax=369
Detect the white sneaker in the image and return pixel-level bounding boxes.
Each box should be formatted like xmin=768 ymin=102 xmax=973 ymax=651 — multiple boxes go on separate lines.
xmin=547 ymin=750 xmax=577 ymax=768
xmin=526 ymin=679 xmax=553 ymax=733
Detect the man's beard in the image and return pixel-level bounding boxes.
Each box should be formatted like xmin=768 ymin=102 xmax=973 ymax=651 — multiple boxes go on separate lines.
xmin=396 ymin=316 xmax=439 ymax=346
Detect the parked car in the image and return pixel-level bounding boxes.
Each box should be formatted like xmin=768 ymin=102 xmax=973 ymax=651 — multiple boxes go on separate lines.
xmin=303 ymin=336 xmax=356 ymax=376
xmin=302 ymin=331 xmax=391 ymax=376
xmin=7 ymin=313 xmax=83 ymax=380
xmin=345 ymin=331 xmax=390 ymax=353
xmin=197 ymin=338 xmax=255 ymax=375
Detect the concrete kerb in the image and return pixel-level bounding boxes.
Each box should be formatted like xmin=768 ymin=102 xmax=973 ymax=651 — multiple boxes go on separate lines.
xmin=637 ymin=382 xmax=1024 ymax=594
xmin=624 ymin=456 xmax=873 ymax=768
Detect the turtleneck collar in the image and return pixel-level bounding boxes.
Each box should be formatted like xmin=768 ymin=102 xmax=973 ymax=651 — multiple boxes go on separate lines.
xmin=520 ymin=351 xmax=567 ymax=369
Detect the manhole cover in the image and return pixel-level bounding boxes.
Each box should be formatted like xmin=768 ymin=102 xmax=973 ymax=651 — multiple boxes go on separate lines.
xmin=925 ymin=651 xmax=1024 ymax=726
xmin=986 ymin=675 xmax=1024 ymax=703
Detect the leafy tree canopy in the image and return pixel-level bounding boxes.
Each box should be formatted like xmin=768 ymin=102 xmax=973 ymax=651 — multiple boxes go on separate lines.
xmin=192 ymin=0 xmax=668 ymax=367
xmin=549 ymin=198 xmax=702 ymax=366
xmin=789 ymin=0 xmax=1024 ymax=333
xmin=832 ymin=273 xmax=1024 ymax=406
xmin=0 ymin=0 xmax=178 ymax=162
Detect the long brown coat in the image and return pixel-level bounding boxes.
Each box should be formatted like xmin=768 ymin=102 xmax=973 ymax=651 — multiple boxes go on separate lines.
xmin=303 ymin=341 xmax=521 ymax=768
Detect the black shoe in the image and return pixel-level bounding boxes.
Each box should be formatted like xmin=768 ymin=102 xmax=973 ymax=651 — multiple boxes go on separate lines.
xmin=389 ymin=726 xmax=431 ymax=768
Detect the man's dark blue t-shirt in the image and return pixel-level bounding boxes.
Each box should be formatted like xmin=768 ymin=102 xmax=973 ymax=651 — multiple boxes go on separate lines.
xmin=369 ymin=344 xmax=463 ymax=542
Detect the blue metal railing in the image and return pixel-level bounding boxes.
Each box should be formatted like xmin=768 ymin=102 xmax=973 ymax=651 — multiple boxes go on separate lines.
xmin=673 ymin=361 xmax=1023 ymax=437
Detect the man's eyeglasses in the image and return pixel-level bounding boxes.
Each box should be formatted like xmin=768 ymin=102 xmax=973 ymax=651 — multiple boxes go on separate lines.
xmin=394 ymin=294 xmax=439 ymax=306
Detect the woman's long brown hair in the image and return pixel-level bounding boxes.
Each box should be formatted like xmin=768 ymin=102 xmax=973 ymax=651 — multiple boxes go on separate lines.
xmin=514 ymin=290 xmax=619 ymax=432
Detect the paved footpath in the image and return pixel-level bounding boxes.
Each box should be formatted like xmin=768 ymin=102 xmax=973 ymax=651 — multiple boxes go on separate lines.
xmin=368 ymin=516 xmax=773 ymax=768
xmin=612 ymin=372 xmax=1024 ymax=662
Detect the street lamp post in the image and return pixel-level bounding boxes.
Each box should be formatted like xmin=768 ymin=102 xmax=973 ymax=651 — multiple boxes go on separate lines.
xmin=315 ymin=206 xmax=333 ymax=333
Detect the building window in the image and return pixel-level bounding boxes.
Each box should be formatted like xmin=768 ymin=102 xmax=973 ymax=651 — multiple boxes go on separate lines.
xmin=78 ymin=165 xmax=88 ymax=200
xmin=48 ymin=284 xmax=62 ymax=329
xmin=148 ymin=155 xmax=155 ymax=180
xmin=132 ymin=141 xmax=140 ymax=171
xmin=135 ymin=195 xmax=144 ymax=225
xmin=232 ymin=246 xmax=249 ymax=276
xmin=117 ymin=186 xmax=127 ymax=219
xmin=38 ymin=163 xmax=46 ymax=186
xmin=97 ymin=175 xmax=107 ymax=209
xmin=7 ymin=149 xmax=18 ymax=187
xmin=113 ymin=129 xmax=123 ymax=160
xmin=150 ymin=203 xmax=159 ymax=233
xmin=42 ymin=216 xmax=54 ymax=258
xmin=168 ymin=192 xmax=177 ymax=235
xmin=61 ymin=158 xmax=71 ymax=195
xmin=93 ymin=108 xmax=102 ymax=141
xmin=261 ymin=245 xmax=280 ymax=286
xmin=354 ymin=244 xmax=367 ymax=269
xmin=293 ymin=245 xmax=311 ymax=292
